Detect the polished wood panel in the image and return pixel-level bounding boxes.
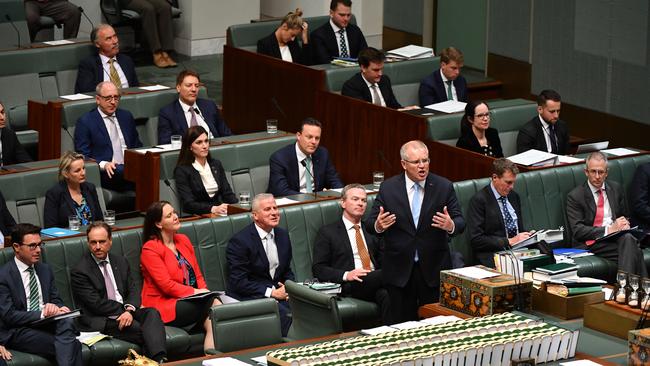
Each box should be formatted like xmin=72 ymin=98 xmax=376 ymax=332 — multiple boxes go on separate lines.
xmin=487 ymin=53 xmax=532 ymax=100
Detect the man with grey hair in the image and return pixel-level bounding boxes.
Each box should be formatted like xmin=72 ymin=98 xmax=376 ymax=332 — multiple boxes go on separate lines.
xmin=312 ymin=183 xmax=390 ymax=324
xmin=367 ymin=140 xmax=465 ymax=323
xmin=468 ymin=158 xmax=533 ymax=268
xmin=74 ymin=81 xmax=143 ymax=192
xmin=226 ymin=193 xmax=294 ymax=336
xmin=566 ymin=152 xmax=647 ymax=277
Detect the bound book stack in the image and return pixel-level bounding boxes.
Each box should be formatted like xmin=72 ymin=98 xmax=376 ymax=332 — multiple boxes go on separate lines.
xmin=531 ymin=262 xmax=578 ymax=284
xmin=267 ymin=313 xmax=580 ymax=365
xmin=545 ymin=278 xmax=606 ymax=297
xmin=493 ymin=248 xmax=555 ymax=278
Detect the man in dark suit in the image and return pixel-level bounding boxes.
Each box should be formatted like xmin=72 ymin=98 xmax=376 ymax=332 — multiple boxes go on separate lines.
xmin=468 ymin=159 xmax=533 ymax=268
xmin=516 ymin=89 xmax=570 ymax=155
xmin=630 ymin=162 xmax=650 ymax=233
xmin=71 ymin=222 xmax=167 ymax=363
xmin=0 ymin=224 xmax=82 ymax=365
xmin=312 ymin=184 xmax=390 ymax=324
xmin=366 ymin=140 xmax=465 ymax=323
xmin=418 ymin=47 xmax=468 ymax=107
xmin=310 ymin=0 xmax=368 ymax=64
xmin=342 ymin=47 xmax=403 ymax=109
xmin=268 ymin=118 xmax=343 ymax=197
xmin=75 ymin=24 xmax=139 ymax=93
xmin=227 ymin=194 xmax=295 ymax=336
xmin=0 ymin=103 xmax=32 ymax=166
xmin=566 ymin=152 xmax=647 ymax=277
xmin=0 ymin=191 xmax=16 ymax=247
xmin=158 ymin=70 xmax=232 ymax=144
xmin=74 ymin=81 xmax=143 ymax=192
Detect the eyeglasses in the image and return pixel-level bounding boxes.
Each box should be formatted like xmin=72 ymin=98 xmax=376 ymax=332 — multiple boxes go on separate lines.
xmin=474 ymin=112 xmax=491 ymax=119
xmin=403 ymin=158 xmax=430 ymax=165
xmin=586 ymin=169 xmax=607 ymax=176
xmin=19 ymin=242 xmax=44 ymax=250
xmin=98 ymin=95 xmax=121 ymax=102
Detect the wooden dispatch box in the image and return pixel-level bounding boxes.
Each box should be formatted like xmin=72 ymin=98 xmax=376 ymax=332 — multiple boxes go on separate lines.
xmin=439 ymin=265 xmax=532 ymax=316
xmin=629 ymin=328 xmax=650 ymax=365
xmin=532 ymin=287 xmax=604 ymax=320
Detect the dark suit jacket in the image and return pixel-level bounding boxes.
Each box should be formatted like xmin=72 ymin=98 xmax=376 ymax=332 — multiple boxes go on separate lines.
xmin=157 ymin=98 xmax=232 ymax=144
xmin=43 ymin=181 xmax=103 ymax=228
xmin=70 ymin=252 xmax=140 ymax=331
xmin=312 ymin=218 xmax=381 ymax=283
xmin=0 ymin=260 xmax=65 ymax=344
xmin=418 ymin=71 xmax=468 ymax=107
xmin=468 ymin=185 xmax=525 ymax=267
xmin=566 ymin=180 xmax=627 ymax=245
xmin=516 ymin=117 xmax=570 ymax=155
xmin=455 ymin=127 xmax=504 ymax=158
xmin=630 ymin=162 xmax=650 ymax=231
xmin=0 ymin=191 xmax=16 ymax=237
xmin=268 ymin=143 xmax=343 ymax=197
xmin=310 ymin=21 xmax=367 ymax=64
xmin=226 ymin=223 xmax=295 ymax=300
xmin=341 ymin=72 xmax=402 ymax=109
xmin=74 ymin=108 xmax=143 ymax=164
xmin=1 ymin=127 xmax=32 ymax=165
xmin=173 ymin=158 xmax=237 ymax=215
xmin=366 ymin=173 xmax=465 ymax=287
xmin=74 ymin=53 xmax=139 ymax=93
xmin=257 ymin=31 xmax=311 ymax=65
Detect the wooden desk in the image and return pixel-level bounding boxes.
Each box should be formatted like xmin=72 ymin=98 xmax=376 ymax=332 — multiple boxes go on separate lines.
xmin=123 ymin=132 xmax=293 ymax=212
xmin=418 ymin=302 xmax=472 ymax=319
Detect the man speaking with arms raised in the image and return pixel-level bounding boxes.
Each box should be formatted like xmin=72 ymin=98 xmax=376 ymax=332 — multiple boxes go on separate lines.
xmin=367 ymin=140 xmax=465 ymax=323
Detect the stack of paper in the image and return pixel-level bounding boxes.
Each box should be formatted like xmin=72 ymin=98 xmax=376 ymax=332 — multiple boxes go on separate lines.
xmin=387 ymin=45 xmax=434 ymax=60
xmin=508 ymin=149 xmax=558 ymax=166
xmin=425 ymin=100 xmax=467 ymax=113
xmin=77 ymin=332 xmax=110 ymax=346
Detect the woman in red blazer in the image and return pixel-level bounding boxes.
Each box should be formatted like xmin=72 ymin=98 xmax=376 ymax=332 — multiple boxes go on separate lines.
xmin=140 ymin=201 xmax=220 ymax=352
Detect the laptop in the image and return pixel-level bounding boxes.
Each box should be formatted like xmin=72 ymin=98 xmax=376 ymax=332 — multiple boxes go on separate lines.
xmin=576 ymin=141 xmax=609 ymax=154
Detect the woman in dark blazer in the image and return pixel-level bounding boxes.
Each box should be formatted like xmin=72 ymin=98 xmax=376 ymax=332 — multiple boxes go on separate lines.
xmin=174 ymin=126 xmax=237 ymax=216
xmin=0 ymin=101 xmax=32 ymax=166
xmin=257 ymin=8 xmax=311 ymax=65
xmin=44 ymin=151 xmax=103 ymax=228
xmin=456 ymin=100 xmax=504 ymax=158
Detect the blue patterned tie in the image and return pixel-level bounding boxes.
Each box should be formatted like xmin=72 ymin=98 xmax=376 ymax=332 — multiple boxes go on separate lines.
xmin=500 ymin=196 xmax=518 ymax=238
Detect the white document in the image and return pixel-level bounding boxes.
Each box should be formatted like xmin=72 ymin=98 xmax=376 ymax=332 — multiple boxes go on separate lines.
xmin=449 ymin=266 xmax=500 ymax=279
xmin=425 ymin=100 xmax=467 ymax=113
xmin=43 ymin=39 xmax=74 ymax=45
xmin=419 ymin=315 xmax=462 ymax=326
xmin=132 ymin=146 xmax=169 ymax=154
xmin=559 ymin=360 xmax=603 ymax=366
xmin=360 ymin=325 xmax=398 ymax=335
xmin=250 ymin=356 xmax=267 ymax=365
xmin=557 ymin=155 xmax=584 ymax=164
xmin=601 ymin=147 xmax=638 ymax=156
xmin=140 ymin=84 xmax=171 ymax=91
xmin=202 ymin=357 xmax=250 ymax=366
xmin=387 ymin=45 xmax=434 ymax=59
xmin=508 ymin=149 xmax=558 ymax=166
xmin=60 ymin=93 xmax=93 ymax=101
xmin=389 ymin=320 xmax=427 ymax=330
xmin=275 ymin=198 xmax=298 ymax=206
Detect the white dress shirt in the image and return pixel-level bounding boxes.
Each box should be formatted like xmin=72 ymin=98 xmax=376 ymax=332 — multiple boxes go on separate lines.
xmin=330 ymin=19 xmax=350 ymax=57
xmin=361 ymin=74 xmax=386 ymax=107
xmin=254 ymin=224 xmax=279 ymax=298
xmin=295 ymin=143 xmax=314 ymax=193
xmin=14 ymin=257 xmax=44 ymax=314
xmin=440 ymin=69 xmax=458 ymax=101
xmin=279 ymin=45 xmax=293 ymax=62
xmin=178 ymin=99 xmax=214 ymax=139
xmin=342 ymin=216 xmax=374 ymax=281
xmin=538 ymin=115 xmax=555 ymax=153
xmin=99 ymin=54 xmax=129 ymax=89
xmin=192 ymin=160 xmax=219 ymax=198
xmin=97 ymin=107 xmax=127 ymax=169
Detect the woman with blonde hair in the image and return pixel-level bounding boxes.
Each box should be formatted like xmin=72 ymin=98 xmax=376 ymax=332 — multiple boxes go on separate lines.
xmin=257 ymin=8 xmax=311 ymax=65
xmin=44 ymin=151 xmax=103 ymax=228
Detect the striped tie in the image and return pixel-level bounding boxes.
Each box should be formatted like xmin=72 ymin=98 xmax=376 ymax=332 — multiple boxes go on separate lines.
xmin=108 ymin=59 xmax=122 ymax=89
xmin=26 ymin=267 xmax=40 ymax=311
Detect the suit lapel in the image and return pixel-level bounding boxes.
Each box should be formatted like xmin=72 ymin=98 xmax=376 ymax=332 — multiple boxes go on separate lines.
xmin=92 ymin=109 xmax=112 ymax=143
xmin=108 ymin=254 xmax=126 ymax=296
xmin=34 ymin=264 xmax=49 ymax=303
xmin=605 ymin=182 xmax=619 ymax=216
xmin=535 ymin=119 xmax=549 ymax=151
xmin=396 ymin=174 xmax=417 ymax=230
xmin=419 ymin=175 xmax=437 ymax=230
xmin=582 ymin=182 xmax=597 ymax=223
xmin=486 ymin=186 xmax=507 ymax=232
xmin=288 ymin=146 xmax=300 ymax=191
xmin=336 ymin=220 xmax=355 ymax=266
xmin=8 ymin=262 xmax=27 ymax=310
xmin=174 ymin=101 xmax=189 ymax=136
xmin=250 ymin=224 xmax=271 ymax=278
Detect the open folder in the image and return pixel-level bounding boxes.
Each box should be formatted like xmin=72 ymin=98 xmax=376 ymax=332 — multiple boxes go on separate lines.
xmin=31 ymin=309 xmax=81 ymax=326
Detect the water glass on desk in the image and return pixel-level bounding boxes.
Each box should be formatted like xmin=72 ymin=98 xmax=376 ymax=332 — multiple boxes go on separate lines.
xmin=104 ymin=210 xmax=116 ymax=226
xmin=68 ymin=216 xmax=80 ymax=231
xmin=373 ymin=171 xmax=384 ymax=188
xmin=266 ymin=119 xmax=278 ymax=134
xmin=171 ymin=135 xmax=182 ymax=149
xmin=239 ymin=191 xmax=251 ymax=206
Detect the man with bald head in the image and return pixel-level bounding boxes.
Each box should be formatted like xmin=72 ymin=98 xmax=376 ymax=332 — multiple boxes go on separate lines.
xmin=367 ymin=140 xmax=465 ymax=323
xmin=74 ymin=81 xmax=143 ymax=192
xmin=75 ymin=24 xmax=139 ymax=93
xmin=226 ymin=194 xmax=295 ymax=336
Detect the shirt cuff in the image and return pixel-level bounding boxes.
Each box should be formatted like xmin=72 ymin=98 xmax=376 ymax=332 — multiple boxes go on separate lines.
xmin=342 ymin=271 xmax=348 ymax=281
xmin=447 ymin=221 xmax=455 ymax=235
xmin=264 ymin=287 xmax=273 ymax=298
xmin=124 ymin=304 xmax=136 ymax=312
xmin=374 ymin=221 xmax=385 ymax=234
xmin=99 ymin=161 xmax=108 ymax=170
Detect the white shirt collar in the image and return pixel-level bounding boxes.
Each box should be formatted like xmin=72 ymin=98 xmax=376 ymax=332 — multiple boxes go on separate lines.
xmin=439 ymin=69 xmax=450 ymax=83
xmin=295 ymin=142 xmax=309 ymax=161
xmin=404 ymin=174 xmax=424 ymax=190
xmin=99 ymin=53 xmax=116 ymax=65
xmin=98 ymin=107 xmax=114 ymax=119
xmin=179 ymin=99 xmax=197 ymax=113
xmin=254 ymin=223 xmax=275 ymax=241
xmin=14 ymin=257 xmax=31 ymax=273
xmin=361 ymin=74 xmax=376 ymax=88
xmin=92 ymin=254 xmax=110 ymax=265
xmin=538 ymin=115 xmax=550 ymax=129
xmin=587 ymin=180 xmax=606 ymax=194
xmin=330 ymin=18 xmax=343 ymax=33
xmin=342 ymin=215 xmax=361 ymax=231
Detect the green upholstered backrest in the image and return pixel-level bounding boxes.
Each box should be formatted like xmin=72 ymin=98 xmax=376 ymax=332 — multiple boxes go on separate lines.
xmin=285 ymin=280 xmax=342 ymax=339
xmin=450 ymin=154 xmax=650 ymax=266
xmin=0 ymin=162 xmax=105 ymax=227
xmin=227 ymin=16 xmax=333 ymax=49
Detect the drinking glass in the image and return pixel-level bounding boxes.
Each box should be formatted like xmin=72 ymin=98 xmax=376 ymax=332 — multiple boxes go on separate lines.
xmin=266 ymin=119 xmax=278 ymax=134
xmin=239 ymin=191 xmax=251 ymax=206
xmin=372 ymin=171 xmax=384 ymax=189
xmin=104 ymin=210 xmax=116 ymax=226
xmin=171 ymin=135 xmax=182 ymax=148
xmin=68 ymin=215 xmax=81 ymax=231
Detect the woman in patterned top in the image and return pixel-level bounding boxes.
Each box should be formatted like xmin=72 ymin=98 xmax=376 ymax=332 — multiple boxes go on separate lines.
xmin=44 ymin=151 xmax=103 ymax=228
xmin=456 ymin=100 xmax=504 ymax=158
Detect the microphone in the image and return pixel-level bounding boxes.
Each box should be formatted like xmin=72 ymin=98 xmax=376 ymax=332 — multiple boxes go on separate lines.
xmin=377 ymin=149 xmax=392 ymax=170
xmin=78 ymin=7 xmax=95 ymax=31
xmin=163 ymin=179 xmax=183 ymax=212
xmin=62 ymin=125 xmax=75 ymax=145
xmin=502 ymin=244 xmax=524 ymax=312
xmin=5 ymin=14 xmax=22 ymax=49
xmin=271 ymin=97 xmax=287 ymax=120
xmin=300 ymin=159 xmax=318 ymax=198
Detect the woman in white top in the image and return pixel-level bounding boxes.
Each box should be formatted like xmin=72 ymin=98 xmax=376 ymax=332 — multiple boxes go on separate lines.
xmin=256 ymin=8 xmax=311 ymax=65
xmin=173 ymin=126 xmax=237 ymax=215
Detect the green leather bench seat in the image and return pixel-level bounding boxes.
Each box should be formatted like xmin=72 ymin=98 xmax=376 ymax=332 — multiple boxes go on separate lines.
xmin=427 ymin=98 xmax=537 ymax=157
xmin=0 ymin=162 xmax=106 ymax=228
xmin=450 ymin=153 xmax=650 ymax=281
xmin=157 ymin=133 xmax=295 ymax=213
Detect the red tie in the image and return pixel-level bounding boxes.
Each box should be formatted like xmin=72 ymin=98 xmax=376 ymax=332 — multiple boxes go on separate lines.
xmin=586 ymin=189 xmax=604 ymax=246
